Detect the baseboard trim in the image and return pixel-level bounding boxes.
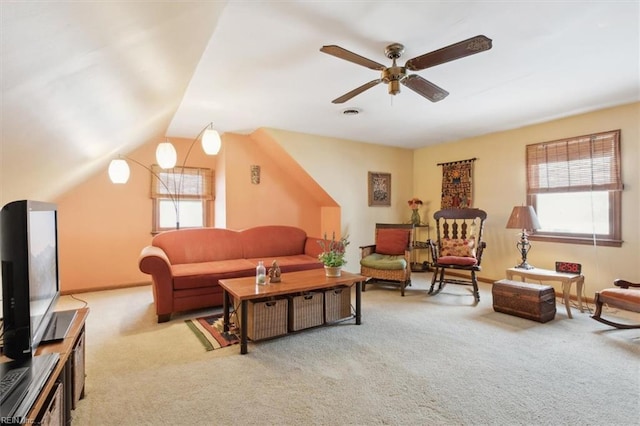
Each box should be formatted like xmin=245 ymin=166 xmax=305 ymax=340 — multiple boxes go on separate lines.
xmin=440 ymin=272 xmax=595 ymax=304
xmin=61 ymin=281 xmax=151 ymax=295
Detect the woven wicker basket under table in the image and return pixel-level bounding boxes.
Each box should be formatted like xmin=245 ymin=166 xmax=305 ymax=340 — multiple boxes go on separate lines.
xmin=219 ymin=269 xmax=366 ymax=354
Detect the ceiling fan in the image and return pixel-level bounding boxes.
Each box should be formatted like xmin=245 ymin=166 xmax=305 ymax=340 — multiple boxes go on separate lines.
xmin=320 ymin=35 xmax=492 ymax=104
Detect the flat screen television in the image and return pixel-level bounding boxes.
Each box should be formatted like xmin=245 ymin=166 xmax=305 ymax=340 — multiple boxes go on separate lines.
xmin=1 ymin=200 xmax=66 ymax=360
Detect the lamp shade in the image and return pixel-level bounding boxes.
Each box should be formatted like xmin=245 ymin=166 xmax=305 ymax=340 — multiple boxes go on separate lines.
xmin=201 ymin=127 xmax=221 ymax=155
xmin=506 ymin=206 xmax=541 ymax=230
xmin=108 ymin=159 xmax=130 ymax=184
xmin=156 ymin=141 xmax=177 ymax=169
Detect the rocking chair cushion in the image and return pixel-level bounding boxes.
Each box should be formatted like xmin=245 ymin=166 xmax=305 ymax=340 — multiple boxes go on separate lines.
xmin=376 ymin=228 xmax=410 ymax=256
xmin=598 ymin=288 xmax=640 ymax=313
xmin=440 ymin=237 xmax=476 ymax=258
xmin=436 ymin=255 xmax=478 ymax=267
xmin=360 ymin=253 xmax=407 ymax=270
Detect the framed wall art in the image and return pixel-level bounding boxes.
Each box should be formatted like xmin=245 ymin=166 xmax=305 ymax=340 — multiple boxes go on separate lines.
xmin=368 ymin=172 xmax=391 ymax=206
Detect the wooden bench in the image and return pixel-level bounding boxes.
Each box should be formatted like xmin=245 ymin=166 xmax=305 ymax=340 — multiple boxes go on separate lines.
xmin=592 ymin=279 xmax=640 ymax=329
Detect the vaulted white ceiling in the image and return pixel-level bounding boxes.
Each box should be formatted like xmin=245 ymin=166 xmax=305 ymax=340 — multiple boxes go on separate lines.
xmin=2 ymin=1 xmax=639 ymax=204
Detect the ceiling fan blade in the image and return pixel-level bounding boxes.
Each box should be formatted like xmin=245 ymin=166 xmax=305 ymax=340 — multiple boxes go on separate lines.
xmin=320 ymin=45 xmax=386 ymax=71
xmin=402 ymin=74 xmax=449 ymax=102
xmin=332 ymin=79 xmax=382 ymax=104
xmin=405 ymin=35 xmax=492 ymax=71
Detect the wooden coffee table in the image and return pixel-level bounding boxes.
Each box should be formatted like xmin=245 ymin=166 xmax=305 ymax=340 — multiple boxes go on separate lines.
xmin=219 ymin=269 xmax=365 ymax=354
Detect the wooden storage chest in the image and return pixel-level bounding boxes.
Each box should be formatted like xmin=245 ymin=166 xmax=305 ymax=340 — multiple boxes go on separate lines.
xmin=492 ymin=279 xmax=556 ymax=323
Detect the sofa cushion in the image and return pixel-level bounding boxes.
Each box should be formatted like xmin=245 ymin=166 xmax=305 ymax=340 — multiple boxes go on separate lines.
xmin=360 ymin=253 xmax=407 ymax=270
xmin=153 ymin=228 xmax=244 ymax=264
xmin=246 ymin=255 xmax=322 ymax=273
xmin=375 ymin=228 xmax=411 ymax=255
xmin=240 ymin=225 xmax=308 ymax=258
xmin=172 ymin=259 xmax=255 ymax=290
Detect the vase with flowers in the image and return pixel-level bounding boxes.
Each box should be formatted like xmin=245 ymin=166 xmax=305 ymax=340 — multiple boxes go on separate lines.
xmin=317 ymin=232 xmax=350 ymax=277
xmin=407 ymin=197 xmax=423 ymax=225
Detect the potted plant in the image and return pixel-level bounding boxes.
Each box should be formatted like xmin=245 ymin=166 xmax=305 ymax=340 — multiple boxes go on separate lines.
xmin=318 ymin=232 xmax=350 ymax=277
xmin=407 ymin=197 xmax=423 ymax=225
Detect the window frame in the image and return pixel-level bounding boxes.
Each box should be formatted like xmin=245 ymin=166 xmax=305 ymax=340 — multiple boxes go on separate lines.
xmin=150 ymin=165 xmax=213 ymax=234
xmin=525 ymin=130 xmax=623 ymax=247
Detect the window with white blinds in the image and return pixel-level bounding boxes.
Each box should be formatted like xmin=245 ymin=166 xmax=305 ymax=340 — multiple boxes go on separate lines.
xmin=150 ymin=165 xmax=213 ymax=233
xmin=525 ymin=130 xmax=622 ymax=247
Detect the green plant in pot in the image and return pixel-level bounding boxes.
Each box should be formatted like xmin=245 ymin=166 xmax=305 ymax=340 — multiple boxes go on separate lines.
xmin=318 ymin=232 xmax=350 ymax=276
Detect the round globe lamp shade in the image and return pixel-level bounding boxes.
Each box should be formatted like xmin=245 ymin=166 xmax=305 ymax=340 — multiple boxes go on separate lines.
xmin=156 ymin=141 xmax=177 ymax=169
xmin=201 ymin=128 xmax=221 ymax=155
xmin=108 ymin=159 xmax=130 ymax=184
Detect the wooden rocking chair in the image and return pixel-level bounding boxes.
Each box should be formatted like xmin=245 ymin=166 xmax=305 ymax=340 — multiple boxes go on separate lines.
xmin=427 ymin=208 xmax=487 ymax=303
xmin=592 ymin=279 xmax=640 ymax=329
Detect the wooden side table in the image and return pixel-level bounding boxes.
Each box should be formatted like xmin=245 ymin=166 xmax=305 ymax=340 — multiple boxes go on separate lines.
xmin=505 ymin=267 xmax=584 ymax=318
xmin=411 ymin=224 xmax=431 ymax=272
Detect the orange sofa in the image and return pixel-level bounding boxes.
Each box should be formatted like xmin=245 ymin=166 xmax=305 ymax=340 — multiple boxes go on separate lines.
xmin=139 ymin=225 xmax=324 ymax=322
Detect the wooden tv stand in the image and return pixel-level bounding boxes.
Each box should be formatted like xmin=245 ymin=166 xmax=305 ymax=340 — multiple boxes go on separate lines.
xmin=1 ymin=307 xmax=89 ymax=425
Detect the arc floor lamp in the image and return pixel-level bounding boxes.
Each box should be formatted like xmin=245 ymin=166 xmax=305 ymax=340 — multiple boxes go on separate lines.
xmin=108 ymin=122 xmax=221 ymax=229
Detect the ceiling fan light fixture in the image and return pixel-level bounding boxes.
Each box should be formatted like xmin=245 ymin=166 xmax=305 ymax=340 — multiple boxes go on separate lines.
xmin=388 ymin=80 xmax=401 ymax=96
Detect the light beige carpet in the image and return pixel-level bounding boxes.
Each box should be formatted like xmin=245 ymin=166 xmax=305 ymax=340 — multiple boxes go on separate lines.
xmin=57 ymin=275 xmax=639 ymax=426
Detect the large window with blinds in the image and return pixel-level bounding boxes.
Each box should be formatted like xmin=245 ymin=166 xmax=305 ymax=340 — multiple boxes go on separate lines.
xmin=526 ymin=129 xmax=622 ymax=247
xmin=151 ymin=165 xmax=213 ymax=233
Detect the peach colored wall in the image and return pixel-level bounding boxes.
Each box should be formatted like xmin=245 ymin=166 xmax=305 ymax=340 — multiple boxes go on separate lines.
xmin=55 ymin=136 xmax=217 ymax=293
xmin=56 ymin=128 xmax=342 ymax=292
xmin=266 ymin=129 xmax=416 ymax=272
xmin=413 ymin=102 xmax=640 ymax=295
xmin=217 ymin=131 xmax=337 ymax=237
xmin=214 ymin=137 xmax=228 ymax=228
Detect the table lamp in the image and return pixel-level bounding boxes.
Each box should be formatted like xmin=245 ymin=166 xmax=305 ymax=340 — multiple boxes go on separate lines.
xmin=506 ymin=205 xmax=541 ymax=269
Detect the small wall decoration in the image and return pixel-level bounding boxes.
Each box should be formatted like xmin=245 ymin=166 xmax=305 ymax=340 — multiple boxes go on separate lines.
xmin=250 ymin=165 xmax=260 ymax=184
xmin=368 ymin=172 xmax=391 ymax=206
xmin=438 ymin=158 xmax=475 ymax=209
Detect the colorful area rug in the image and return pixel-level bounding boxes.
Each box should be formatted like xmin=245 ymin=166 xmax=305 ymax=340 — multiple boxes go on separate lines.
xmin=185 ymin=313 xmax=239 ymax=351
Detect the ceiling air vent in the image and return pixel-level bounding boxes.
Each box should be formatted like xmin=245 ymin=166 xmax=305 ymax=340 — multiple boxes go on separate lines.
xmin=342 ymin=107 xmax=361 ymax=116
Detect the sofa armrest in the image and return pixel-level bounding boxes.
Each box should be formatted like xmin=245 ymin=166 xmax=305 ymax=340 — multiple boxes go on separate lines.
xmin=138 ymin=245 xmax=174 ymax=321
xmin=304 ymin=237 xmax=325 ymax=258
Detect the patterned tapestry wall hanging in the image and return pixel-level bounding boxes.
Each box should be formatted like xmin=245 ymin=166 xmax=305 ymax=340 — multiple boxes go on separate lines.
xmin=439 ymin=158 xmax=476 ymax=209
